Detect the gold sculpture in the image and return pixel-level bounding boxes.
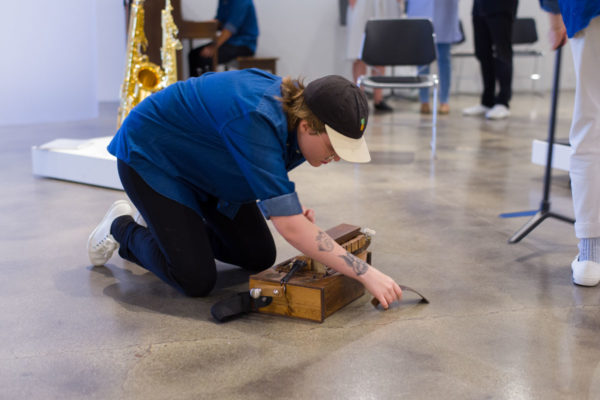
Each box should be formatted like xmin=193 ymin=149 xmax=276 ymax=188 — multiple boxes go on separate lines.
xmin=117 ymin=0 xmax=182 ymax=128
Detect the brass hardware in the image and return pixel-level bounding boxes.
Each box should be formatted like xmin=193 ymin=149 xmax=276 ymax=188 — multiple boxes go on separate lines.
xmin=249 ymin=285 xmax=284 ymax=298
xmin=117 ymin=0 xmax=182 ymax=128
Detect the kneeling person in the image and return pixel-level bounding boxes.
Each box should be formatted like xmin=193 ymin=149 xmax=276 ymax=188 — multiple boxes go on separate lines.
xmin=88 ymin=69 xmax=403 ymax=309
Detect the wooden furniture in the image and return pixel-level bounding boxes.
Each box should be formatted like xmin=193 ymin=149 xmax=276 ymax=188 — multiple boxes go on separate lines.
xmin=235 ymin=56 xmax=278 ymax=74
xmin=170 ymin=0 xmax=218 ymax=77
xmin=249 ymin=224 xmax=370 ymax=322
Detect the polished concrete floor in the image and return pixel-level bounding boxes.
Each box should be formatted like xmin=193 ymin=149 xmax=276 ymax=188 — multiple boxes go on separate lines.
xmin=2 ymin=91 xmax=599 ymax=400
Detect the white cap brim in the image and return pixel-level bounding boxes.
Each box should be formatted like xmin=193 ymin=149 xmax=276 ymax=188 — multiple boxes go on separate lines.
xmin=325 ymin=124 xmax=371 ymax=163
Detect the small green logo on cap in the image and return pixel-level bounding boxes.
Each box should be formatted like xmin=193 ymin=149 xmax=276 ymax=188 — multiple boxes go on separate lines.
xmin=360 ymin=118 xmax=365 ymax=131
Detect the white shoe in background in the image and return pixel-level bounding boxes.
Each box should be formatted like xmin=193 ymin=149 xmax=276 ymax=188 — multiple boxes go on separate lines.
xmin=462 ymin=104 xmax=490 ymax=116
xmin=485 ymin=104 xmax=510 ymax=120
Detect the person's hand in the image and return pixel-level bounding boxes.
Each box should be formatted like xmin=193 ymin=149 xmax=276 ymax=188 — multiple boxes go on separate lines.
xmin=348 ymin=0 xmax=357 ymax=8
xmin=548 ymin=13 xmax=567 ymax=50
xmin=200 ymin=45 xmax=216 ymax=58
xmin=302 ymin=206 xmax=315 ymax=223
xmin=358 ymin=267 xmax=402 ymax=309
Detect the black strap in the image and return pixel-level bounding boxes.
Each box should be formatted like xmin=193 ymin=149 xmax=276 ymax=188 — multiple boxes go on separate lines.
xmin=210 ymin=292 xmax=273 ymax=322
xmin=370 ymin=284 xmax=430 ymax=309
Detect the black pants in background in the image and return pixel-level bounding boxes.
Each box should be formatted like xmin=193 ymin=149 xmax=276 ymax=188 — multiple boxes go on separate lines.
xmin=111 ymin=160 xmax=276 ymax=297
xmin=472 ymin=13 xmax=515 ymax=107
xmin=188 ymin=43 xmax=254 ymax=77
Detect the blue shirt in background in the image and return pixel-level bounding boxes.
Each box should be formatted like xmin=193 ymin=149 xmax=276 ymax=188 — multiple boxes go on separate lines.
xmin=216 ymin=0 xmax=259 ymax=53
xmin=406 ymin=0 xmax=461 ymax=44
xmin=108 ymin=69 xmax=305 ymax=220
xmin=540 ymin=0 xmax=600 ymax=37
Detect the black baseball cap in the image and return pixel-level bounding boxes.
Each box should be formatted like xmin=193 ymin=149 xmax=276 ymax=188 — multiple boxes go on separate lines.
xmin=304 ymin=75 xmax=370 ymax=163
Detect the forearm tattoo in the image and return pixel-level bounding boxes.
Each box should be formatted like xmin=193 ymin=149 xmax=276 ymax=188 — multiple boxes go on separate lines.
xmin=339 ymin=251 xmax=369 ymax=276
xmin=316 ymin=231 xmax=334 ymax=252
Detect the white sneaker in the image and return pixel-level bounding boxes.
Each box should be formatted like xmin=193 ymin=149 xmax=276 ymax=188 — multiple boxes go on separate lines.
xmin=572 ymin=255 xmax=600 ymax=286
xmin=485 ymin=104 xmax=510 ymax=120
xmin=87 ymin=200 xmax=135 ymax=266
xmin=462 ymin=104 xmax=490 ymax=116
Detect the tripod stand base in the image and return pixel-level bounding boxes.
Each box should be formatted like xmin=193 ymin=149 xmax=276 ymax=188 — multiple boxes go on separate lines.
xmin=508 ymin=210 xmax=575 ymax=244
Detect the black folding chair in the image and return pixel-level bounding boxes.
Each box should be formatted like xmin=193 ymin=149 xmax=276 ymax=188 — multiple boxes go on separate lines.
xmin=512 ymin=17 xmax=539 ymax=46
xmin=512 ymin=17 xmax=543 ymax=91
xmin=357 ymin=18 xmax=439 ymax=157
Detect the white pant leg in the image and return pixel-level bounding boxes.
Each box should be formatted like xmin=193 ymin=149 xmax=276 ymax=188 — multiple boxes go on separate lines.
xmin=569 ymin=16 xmax=600 ymax=238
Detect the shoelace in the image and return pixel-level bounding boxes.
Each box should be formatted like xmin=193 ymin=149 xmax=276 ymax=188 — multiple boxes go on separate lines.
xmin=93 ymin=234 xmax=116 ymax=251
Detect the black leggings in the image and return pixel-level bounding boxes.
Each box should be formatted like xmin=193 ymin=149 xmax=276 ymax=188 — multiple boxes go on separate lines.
xmin=188 ymin=43 xmax=254 ymax=77
xmin=112 ymin=160 xmax=276 ymax=297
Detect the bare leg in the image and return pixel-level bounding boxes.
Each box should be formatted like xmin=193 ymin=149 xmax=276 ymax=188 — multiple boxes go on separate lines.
xmin=372 ymin=66 xmax=386 ymax=104
xmin=352 ymin=59 xmax=367 ymax=84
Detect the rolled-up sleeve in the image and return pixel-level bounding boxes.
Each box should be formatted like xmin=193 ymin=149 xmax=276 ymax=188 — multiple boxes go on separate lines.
xmin=257 ymin=192 xmax=303 ymax=219
xmin=222 ymin=0 xmax=252 ymax=35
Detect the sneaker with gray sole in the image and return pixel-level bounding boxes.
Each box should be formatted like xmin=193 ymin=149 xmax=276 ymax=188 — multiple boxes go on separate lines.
xmin=572 ymin=255 xmax=600 ymax=286
xmin=87 ymin=200 xmax=135 ymax=266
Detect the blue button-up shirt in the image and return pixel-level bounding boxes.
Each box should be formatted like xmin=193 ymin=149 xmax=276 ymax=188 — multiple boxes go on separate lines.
xmin=108 ymin=69 xmax=304 ymax=220
xmin=540 ymin=0 xmax=600 ymax=37
xmin=216 ymin=0 xmax=259 ymax=53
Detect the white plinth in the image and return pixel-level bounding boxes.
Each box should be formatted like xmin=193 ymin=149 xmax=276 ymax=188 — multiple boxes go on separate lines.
xmin=31 ymin=136 xmax=122 ymax=190
xmin=531 ymin=139 xmax=570 ymax=172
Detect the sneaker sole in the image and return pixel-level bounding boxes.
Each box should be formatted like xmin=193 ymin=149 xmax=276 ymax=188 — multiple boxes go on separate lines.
xmin=572 ymin=276 xmax=600 ymax=286
xmin=462 ymin=111 xmax=488 ymax=116
xmin=572 ymin=273 xmax=600 ymax=286
xmin=87 ymin=200 xmax=133 ymax=266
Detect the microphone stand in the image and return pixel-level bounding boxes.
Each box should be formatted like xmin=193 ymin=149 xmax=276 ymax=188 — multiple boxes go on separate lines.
xmin=501 ymin=46 xmax=575 ymax=243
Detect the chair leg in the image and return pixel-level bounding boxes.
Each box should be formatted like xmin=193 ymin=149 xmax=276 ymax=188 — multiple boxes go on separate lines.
xmin=532 ymin=55 xmax=541 ymax=93
xmin=431 ymin=84 xmax=438 ymax=158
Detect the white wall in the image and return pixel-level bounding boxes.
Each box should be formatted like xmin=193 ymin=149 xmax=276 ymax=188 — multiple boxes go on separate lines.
xmin=0 ymin=0 xmax=575 ymax=126
xmin=252 ymin=0 xmax=350 ymax=81
xmin=0 ymin=0 xmax=98 ymax=126
xmin=179 ymin=0 xmax=348 ymax=81
xmin=180 ymin=0 xmax=365 ymax=82
xmin=96 ymin=1 xmax=127 ymax=102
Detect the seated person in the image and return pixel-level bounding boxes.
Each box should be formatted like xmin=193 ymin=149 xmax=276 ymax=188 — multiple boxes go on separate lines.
xmin=188 ymin=0 xmax=258 ymax=77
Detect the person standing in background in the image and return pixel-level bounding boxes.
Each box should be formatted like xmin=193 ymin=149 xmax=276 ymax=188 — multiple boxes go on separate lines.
xmin=539 ymin=0 xmax=600 ymax=286
xmin=188 ymin=0 xmax=258 ymax=77
xmin=406 ymin=0 xmax=461 ymax=115
xmin=462 ymin=0 xmax=518 ymax=120
xmin=346 ymin=0 xmax=401 ymax=113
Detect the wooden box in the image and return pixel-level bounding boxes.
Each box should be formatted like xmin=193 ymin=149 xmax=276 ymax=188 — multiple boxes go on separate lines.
xmin=249 ymin=224 xmax=370 ymax=322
